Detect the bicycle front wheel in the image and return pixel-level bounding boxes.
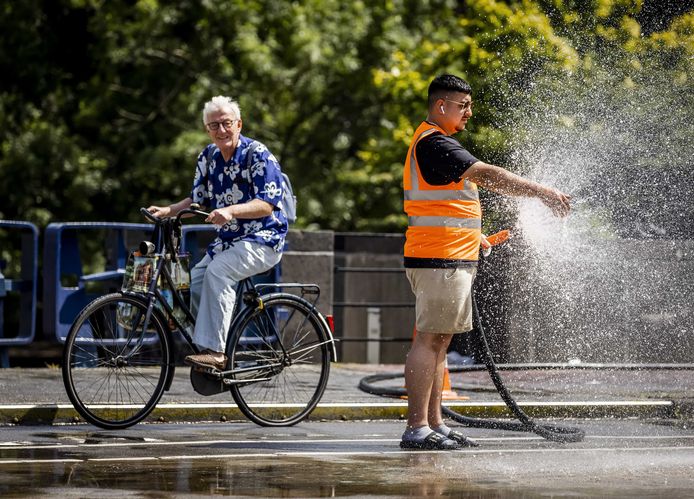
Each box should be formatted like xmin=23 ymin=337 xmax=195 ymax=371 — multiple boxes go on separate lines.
xmin=228 ymin=294 xmax=331 ymax=426
xmin=62 ymin=293 xmax=171 ymax=429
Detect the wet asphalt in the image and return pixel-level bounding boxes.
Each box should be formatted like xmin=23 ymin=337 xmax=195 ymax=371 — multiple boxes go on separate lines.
xmin=1 ymin=419 xmax=694 ymax=497
xmin=0 ymin=363 xmax=693 ymax=496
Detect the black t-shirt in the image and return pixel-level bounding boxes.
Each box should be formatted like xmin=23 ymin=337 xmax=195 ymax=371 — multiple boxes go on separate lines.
xmin=414 ymin=128 xmax=479 ymax=185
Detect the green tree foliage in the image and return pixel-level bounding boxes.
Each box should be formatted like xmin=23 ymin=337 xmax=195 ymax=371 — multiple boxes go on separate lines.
xmin=0 ymin=0 xmax=691 ymax=232
xmin=0 ymin=1 xmax=106 ymax=224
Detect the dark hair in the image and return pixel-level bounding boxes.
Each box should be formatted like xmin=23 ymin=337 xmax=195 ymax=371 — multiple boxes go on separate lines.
xmin=427 ymin=74 xmax=472 ymax=107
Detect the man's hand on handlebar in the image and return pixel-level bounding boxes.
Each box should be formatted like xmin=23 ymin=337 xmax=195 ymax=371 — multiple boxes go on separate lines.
xmin=205 ymin=206 xmax=235 ymax=226
xmin=147 ymin=205 xmax=172 ymax=218
xmin=142 ymin=201 xmax=211 ymax=225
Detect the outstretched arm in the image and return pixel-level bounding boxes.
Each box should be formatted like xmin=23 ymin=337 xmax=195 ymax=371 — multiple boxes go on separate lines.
xmin=464 ymin=161 xmax=571 ymax=217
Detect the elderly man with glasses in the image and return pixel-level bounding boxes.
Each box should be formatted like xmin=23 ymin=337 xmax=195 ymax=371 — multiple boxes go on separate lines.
xmin=148 ymin=95 xmax=288 ymax=370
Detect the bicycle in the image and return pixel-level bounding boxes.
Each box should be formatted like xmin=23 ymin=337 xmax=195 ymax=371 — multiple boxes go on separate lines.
xmin=62 ymin=205 xmax=336 ymax=430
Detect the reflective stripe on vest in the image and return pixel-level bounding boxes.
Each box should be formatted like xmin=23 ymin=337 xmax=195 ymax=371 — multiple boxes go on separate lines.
xmin=404 ymin=189 xmax=479 ymax=201
xmin=403 ymin=121 xmax=482 ymax=262
xmin=408 ymin=216 xmax=481 ymax=229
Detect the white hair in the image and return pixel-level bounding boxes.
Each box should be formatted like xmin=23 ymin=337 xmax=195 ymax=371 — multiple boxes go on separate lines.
xmin=202 ymin=96 xmax=241 ymax=124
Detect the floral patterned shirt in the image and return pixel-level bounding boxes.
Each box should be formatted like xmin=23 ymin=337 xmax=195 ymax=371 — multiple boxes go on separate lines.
xmin=190 ymin=135 xmax=288 ymax=258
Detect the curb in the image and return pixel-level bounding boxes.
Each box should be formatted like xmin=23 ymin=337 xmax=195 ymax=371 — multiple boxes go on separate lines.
xmin=0 ymin=400 xmax=681 ymax=426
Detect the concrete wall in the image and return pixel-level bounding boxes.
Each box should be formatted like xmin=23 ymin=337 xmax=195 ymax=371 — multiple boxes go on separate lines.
xmin=7 ymin=226 xmax=692 ymax=365
xmin=333 ymin=233 xmax=413 ymax=364
xmin=282 ymin=229 xmax=334 ymax=314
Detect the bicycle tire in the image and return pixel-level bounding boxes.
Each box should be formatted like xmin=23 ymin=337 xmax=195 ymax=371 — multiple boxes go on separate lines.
xmin=62 ymin=293 xmax=171 ymax=429
xmin=228 ymin=293 xmax=331 ymax=426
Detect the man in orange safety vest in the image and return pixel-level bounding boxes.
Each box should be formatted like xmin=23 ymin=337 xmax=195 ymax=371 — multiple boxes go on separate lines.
xmin=400 ymin=74 xmax=571 ymax=450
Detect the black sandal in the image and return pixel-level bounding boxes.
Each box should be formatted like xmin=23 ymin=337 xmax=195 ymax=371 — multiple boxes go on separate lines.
xmin=400 ymin=432 xmax=460 ymax=450
xmin=446 ymin=429 xmax=480 ymax=448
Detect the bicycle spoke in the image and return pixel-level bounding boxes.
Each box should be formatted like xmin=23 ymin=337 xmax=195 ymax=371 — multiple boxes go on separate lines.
xmin=89 ymin=310 xmax=118 ymax=359
xmin=288 ymin=339 xmax=333 ymax=363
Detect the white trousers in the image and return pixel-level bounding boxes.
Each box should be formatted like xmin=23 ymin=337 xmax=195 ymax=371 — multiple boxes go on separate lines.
xmin=190 ymin=241 xmax=282 ymax=353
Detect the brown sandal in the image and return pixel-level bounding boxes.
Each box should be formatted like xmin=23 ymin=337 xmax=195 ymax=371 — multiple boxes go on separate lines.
xmin=184 ymin=350 xmax=227 ymax=370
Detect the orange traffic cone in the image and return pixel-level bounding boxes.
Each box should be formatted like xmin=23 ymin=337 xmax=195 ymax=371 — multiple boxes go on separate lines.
xmin=441 ymin=358 xmax=468 ymax=400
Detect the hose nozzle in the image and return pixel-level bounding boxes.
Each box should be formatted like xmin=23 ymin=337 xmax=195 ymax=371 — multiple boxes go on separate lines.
xmin=482 ymin=229 xmax=511 ymax=257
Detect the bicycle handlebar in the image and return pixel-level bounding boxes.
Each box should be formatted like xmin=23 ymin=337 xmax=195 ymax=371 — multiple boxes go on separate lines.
xmin=176 ymin=204 xmax=211 ymax=223
xmin=140 ymin=207 xmax=160 ymax=223
xmin=140 ymin=204 xmax=211 ymax=225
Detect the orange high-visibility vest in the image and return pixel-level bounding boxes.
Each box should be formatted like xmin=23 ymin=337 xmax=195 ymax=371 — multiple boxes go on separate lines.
xmin=403 ymin=121 xmax=482 ymax=264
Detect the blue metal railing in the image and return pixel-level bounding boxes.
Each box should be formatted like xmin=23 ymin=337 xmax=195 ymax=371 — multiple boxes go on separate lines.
xmin=0 ymin=220 xmax=279 ymax=362
xmin=0 ymin=221 xmax=39 ymax=367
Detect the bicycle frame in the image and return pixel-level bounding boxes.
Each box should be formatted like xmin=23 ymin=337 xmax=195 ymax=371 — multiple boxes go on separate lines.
xmin=120 ymin=255 xmax=197 ymax=355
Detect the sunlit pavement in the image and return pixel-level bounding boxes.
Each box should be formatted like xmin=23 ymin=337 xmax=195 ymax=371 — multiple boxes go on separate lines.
xmin=0 ymin=364 xmax=692 ymax=425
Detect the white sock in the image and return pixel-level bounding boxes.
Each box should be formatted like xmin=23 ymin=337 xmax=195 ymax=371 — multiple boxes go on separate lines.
xmin=402 ymin=426 xmax=432 ymax=442
xmin=431 ymin=424 xmax=452 ymax=437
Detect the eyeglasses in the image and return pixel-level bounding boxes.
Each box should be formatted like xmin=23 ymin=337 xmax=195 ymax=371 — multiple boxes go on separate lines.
xmin=205 ymin=119 xmax=238 ymax=131
xmin=445 ymin=98 xmax=473 ymax=113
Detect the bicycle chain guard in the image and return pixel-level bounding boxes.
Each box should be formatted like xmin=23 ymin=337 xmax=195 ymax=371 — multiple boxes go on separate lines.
xmin=190 ymin=367 xmax=232 ymax=396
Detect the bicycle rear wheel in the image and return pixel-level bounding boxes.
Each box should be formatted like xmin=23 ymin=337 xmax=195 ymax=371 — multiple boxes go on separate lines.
xmin=62 ymin=293 xmax=171 ymax=429
xmin=228 ymin=294 xmax=331 ymax=426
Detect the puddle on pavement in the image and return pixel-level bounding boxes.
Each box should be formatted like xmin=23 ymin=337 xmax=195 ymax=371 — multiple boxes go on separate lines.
xmin=0 ymin=454 xmax=516 ymax=497
xmin=1 ymin=453 xmax=693 ymax=497
xmin=32 ymin=431 xmax=161 ymax=444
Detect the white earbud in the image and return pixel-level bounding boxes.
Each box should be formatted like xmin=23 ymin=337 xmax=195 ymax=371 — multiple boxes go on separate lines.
xmin=440 ymin=105 xmax=445 ymax=114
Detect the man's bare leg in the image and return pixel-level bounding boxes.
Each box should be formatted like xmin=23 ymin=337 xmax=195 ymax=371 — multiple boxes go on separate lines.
xmin=404 ymin=331 xmax=451 ymax=429
xmin=424 ymin=337 xmax=480 ymax=448
xmin=427 ymin=341 xmax=450 ymax=428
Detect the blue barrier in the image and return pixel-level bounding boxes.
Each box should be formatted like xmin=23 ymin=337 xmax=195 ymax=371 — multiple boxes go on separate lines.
xmin=0 ymin=221 xmax=39 ymax=367
xmin=181 ymin=224 xmax=217 ymax=264
xmin=43 ymin=222 xmax=154 ymax=342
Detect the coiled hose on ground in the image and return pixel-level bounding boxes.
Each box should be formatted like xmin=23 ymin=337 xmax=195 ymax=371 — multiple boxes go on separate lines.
xmin=358 ymin=296 xmax=586 ymax=443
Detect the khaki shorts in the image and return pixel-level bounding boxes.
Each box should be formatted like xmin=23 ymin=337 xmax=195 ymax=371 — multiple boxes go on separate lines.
xmin=406 ymin=267 xmax=477 ymax=334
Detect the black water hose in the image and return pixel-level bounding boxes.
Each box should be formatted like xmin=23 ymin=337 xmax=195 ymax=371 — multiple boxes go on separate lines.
xmin=358 ymin=295 xmax=586 ymax=443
